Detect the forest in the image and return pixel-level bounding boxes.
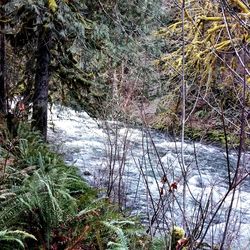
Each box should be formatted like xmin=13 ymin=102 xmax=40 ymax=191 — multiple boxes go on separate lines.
xmin=0 ymin=0 xmax=250 ymax=249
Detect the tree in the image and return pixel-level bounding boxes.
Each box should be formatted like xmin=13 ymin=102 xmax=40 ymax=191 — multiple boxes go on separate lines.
xmin=1 ymin=0 xmax=168 ymax=139
xmin=2 ymin=0 xmax=89 ymax=139
xmin=32 ymin=26 xmax=51 ymax=141
xmin=155 ymin=0 xmax=250 ymax=136
xmin=0 ymin=0 xmax=7 ymax=114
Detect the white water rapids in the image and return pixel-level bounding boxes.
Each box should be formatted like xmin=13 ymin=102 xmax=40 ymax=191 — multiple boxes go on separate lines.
xmin=48 ymin=105 xmax=250 ymax=249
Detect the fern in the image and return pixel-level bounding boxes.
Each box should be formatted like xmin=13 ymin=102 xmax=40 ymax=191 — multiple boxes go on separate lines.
xmin=0 ymin=229 xmax=36 ymax=249
xmin=0 ymin=126 xmax=145 ymax=249
xmin=149 ymin=237 xmax=168 ymax=250
xmin=102 ymin=220 xmax=135 ymax=250
xmin=0 ymin=164 xmax=86 ymax=247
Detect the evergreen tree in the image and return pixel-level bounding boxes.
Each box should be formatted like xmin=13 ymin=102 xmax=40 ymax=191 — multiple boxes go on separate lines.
xmin=1 ymin=0 xmax=167 ymax=138
xmin=0 ymin=0 xmax=6 ymax=114
xmin=32 ymin=26 xmax=51 ymax=141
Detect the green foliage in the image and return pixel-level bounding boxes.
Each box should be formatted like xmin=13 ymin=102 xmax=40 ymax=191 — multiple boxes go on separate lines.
xmin=0 ymin=124 xmax=145 ymax=249
xmin=1 ymin=0 xmax=171 ymax=118
xmin=147 ymin=226 xmax=186 ymax=250
xmin=170 ymin=226 xmax=185 ymax=249
xmin=150 ymin=237 xmax=168 ymax=250
xmin=3 ymin=0 xmax=96 ymax=114
xmin=0 ymin=230 xmax=36 ymax=249
xmin=153 ymin=0 xmax=250 ymax=137
xmin=0 ymin=0 xmax=172 ymax=244
xmin=102 ymin=220 xmax=134 ymax=249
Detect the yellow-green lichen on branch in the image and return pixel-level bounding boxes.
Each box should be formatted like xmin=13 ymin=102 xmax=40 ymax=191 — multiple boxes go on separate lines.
xmin=48 ymin=0 xmax=58 ymax=12
xmin=153 ymin=0 xmax=250 ymax=141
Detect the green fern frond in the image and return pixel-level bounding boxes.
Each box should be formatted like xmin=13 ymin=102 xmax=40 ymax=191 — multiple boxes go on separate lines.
xmin=0 ymin=229 xmax=36 ymax=248
xmin=0 ymin=126 xmax=144 ymax=249
xmin=102 ymin=220 xmax=133 ymax=250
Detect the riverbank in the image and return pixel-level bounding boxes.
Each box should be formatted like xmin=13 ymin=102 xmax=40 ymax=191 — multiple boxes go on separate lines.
xmin=0 ymin=122 xmax=150 ymax=249
xmin=116 ymin=96 xmax=249 ymax=149
xmin=47 ymin=105 xmax=250 ymax=249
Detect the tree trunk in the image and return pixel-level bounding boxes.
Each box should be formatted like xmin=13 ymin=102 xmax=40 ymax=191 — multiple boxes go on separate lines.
xmin=32 ymin=28 xmax=51 ymax=141
xmin=0 ymin=3 xmax=6 ymax=114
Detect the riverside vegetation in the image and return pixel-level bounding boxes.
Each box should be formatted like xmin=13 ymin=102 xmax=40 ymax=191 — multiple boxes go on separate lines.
xmin=0 ymin=121 xmax=141 ymax=249
xmin=0 ymin=121 xmax=190 ymax=249
xmin=0 ymin=0 xmax=250 ymax=249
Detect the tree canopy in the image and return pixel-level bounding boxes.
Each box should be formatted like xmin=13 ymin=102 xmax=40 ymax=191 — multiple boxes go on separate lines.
xmin=0 ymin=0 xmax=167 ymax=138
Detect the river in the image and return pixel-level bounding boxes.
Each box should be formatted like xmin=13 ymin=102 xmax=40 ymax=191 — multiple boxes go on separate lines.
xmin=48 ymin=105 xmax=250 ymax=249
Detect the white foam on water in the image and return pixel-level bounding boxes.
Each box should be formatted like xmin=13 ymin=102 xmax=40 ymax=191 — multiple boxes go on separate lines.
xmin=48 ymin=105 xmax=250 ymax=249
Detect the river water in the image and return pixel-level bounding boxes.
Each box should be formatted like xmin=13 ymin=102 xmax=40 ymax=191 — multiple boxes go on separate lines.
xmin=48 ymin=105 xmax=250 ymax=249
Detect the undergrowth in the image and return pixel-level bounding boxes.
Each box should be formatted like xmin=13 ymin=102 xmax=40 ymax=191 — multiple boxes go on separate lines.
xmin=0 ymin=122 xmax=150 ymax=249
xmin=0 ymin=122 xmax=189 ymax=249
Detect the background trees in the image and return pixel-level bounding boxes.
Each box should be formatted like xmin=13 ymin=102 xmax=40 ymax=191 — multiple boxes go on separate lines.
xmin=1 ymin=0 xmax=249 ymax=143
xmin=1 ymin=0 xmax=168 ymax=139
xmin=2 ymin=0 xmax=91 ymax=139
xmin=154 ymin=0 xmax=250 ymax=144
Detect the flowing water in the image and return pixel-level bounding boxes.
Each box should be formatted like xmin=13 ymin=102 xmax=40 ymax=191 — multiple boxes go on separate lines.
xmin=48 ymin=105 xmax=250 ymax=249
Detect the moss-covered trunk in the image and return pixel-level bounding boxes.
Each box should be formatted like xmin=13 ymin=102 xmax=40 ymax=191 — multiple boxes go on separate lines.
xmin=32 ymin=28 xmax=51 ymax=141
xmin=0 ymin=3 xmax=6 ymax=114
